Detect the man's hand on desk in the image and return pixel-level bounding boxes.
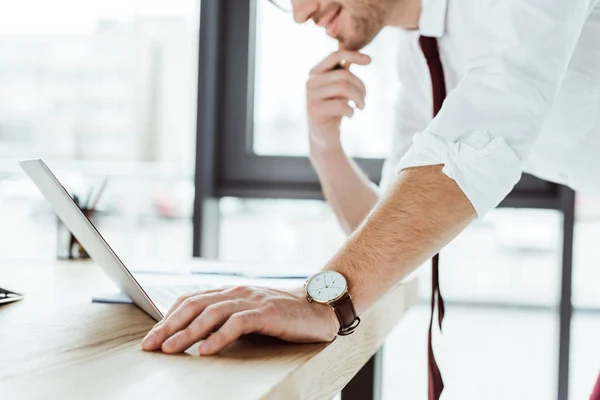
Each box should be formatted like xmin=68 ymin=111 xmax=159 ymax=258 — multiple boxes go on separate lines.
xmin=141 ymin=286 xmax=339 ymax=354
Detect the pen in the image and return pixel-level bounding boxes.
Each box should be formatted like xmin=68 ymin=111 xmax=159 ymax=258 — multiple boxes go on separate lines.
xmin=332 ymin=59 xmax=348 ymax=70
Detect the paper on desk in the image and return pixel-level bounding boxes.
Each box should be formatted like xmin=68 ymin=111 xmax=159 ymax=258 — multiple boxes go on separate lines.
xmin=91 ymin=271 xmax=307 ymax=305
xmin=92 ymin=291 xmax=133 ymax=304
xmin=127 ymin=259 xmax=315 ymax=278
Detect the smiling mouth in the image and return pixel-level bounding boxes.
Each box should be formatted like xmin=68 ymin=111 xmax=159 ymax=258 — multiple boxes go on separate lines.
xmin=326 ymin=7 xmax=343 ymax=37
xmin=327 ymin=7 xmax=342 ymax=36
xmin=316 ymin=5 xmax=343 ymax=37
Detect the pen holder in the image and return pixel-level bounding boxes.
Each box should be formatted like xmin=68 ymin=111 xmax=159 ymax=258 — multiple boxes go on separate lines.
xmin=56 ymin=208 xmax=97 ymax=261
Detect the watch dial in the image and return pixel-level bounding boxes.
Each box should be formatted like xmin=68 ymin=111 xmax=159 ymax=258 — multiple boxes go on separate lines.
xmin=307 ymin=271 xmax=347 ymax=302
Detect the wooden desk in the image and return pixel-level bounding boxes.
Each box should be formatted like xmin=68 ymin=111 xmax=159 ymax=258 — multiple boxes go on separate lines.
xmin=0 ymin=261 xmax=417 ymax=400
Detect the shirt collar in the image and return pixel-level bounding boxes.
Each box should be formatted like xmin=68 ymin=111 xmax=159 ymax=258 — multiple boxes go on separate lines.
xmin=419 ymin=0 xmax=448 ymax=37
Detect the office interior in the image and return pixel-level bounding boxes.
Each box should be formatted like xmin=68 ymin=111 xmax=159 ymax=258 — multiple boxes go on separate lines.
xmin=0 ymin=1 xmax=599 ymax=399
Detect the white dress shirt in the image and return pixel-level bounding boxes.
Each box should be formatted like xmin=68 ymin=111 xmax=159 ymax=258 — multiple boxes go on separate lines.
xmin=380 ymin=0 xmax=600 ymax=217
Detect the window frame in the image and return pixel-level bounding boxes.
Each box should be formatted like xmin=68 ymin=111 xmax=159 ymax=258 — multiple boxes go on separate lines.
xmin=210 ymin=0 xmax=382 ymax=200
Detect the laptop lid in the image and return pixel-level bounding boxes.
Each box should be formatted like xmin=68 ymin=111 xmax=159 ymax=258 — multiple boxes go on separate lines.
xmin=19 ymin=159 xmax=163 ymax=321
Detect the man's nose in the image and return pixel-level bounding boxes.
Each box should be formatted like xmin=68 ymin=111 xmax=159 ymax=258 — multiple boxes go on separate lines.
xmin=292 ymin=0 xmax=319 ymax=23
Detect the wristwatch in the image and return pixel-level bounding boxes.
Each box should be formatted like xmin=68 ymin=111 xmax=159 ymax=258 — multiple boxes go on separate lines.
xmin=304 ymin=270 xmax=361 ymax=336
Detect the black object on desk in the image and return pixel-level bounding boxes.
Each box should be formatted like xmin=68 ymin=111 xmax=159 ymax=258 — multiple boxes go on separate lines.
xmin=0 ymin=287 xmax=24 ymax=305
xmin=57 ymin=177 xmax=107 ymax=261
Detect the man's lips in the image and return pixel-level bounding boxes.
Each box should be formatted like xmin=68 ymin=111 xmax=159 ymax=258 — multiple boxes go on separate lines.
xmin=315 ymin=6 xmax=343 ymax=37
xmin=326 ymin=8 xmax=342 ymax=38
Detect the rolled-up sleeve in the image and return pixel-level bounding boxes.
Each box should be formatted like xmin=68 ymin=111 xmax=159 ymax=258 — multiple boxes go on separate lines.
xmin=397 ymin=0 xmax=597 ymax=217
xmin=380 ymin=90 xmax=430 ymax=194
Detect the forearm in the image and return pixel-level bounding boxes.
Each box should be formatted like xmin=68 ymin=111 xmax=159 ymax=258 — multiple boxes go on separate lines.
xmin=324 ymin=165 xmax=476 ymax=315
xmin=310 ymin=141 xmax=379 ymax=235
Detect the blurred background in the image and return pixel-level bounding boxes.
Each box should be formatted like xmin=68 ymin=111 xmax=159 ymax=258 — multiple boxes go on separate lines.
xmin=0 ymin=1 xmax=598 ymax=399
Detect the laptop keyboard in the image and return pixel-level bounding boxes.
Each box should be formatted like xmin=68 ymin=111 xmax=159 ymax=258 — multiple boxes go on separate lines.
xmin=145 ymin=285 xmax=213 ymax=312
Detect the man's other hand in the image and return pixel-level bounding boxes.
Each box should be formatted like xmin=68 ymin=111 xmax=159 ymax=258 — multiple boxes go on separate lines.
xmin=307 ymin=50 xmax=370 ymax=151
xmin=141 ymin=286 xmax=339 ymax=355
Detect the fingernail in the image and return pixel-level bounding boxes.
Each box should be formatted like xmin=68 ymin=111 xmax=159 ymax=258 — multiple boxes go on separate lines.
xmin=142 ymin=332 xmax=157 ymax=349
xmin=162 ymin=336 xmax=177 ymax=351
xmin=200 ymin=342 xmax=212 ymax=354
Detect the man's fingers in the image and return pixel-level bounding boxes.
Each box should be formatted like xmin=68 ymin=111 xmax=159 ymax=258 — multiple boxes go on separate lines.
xmin=149 ymin=292 xmax=200 ymax=333
xmin=308 ymin=99 xmax=355 ymax=122
xmin=310 ymin=51 xmax=371 ymax=75
xmin=161 ymin=293 xmax=195 ymax=321
xmin=199 ymin=310 xmax=264 ymax=355
xmin=308 ymin=82 xmax=366 ymax=109
xmin=308 ymin=70 xmax=367 ymax=99
xmin=158 ymin=287 xmax=222 ymax=322
xmin=161 ymin=300 xmax=246 ymax=354
xmin=143 ymin=293 xmax=225 ymax=350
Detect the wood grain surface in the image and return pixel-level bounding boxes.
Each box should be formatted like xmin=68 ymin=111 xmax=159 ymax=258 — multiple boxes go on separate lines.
xmin=0 ymin=260 xmax=417 ymax=400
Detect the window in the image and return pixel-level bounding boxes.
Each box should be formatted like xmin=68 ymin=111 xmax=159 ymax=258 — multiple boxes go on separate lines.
xmin=219 ymin=198 xmax=345 ymax=265
xmin=573 ymin=194 xmax=600 ymax=309
xmin=0 ymin=0 xmax=201 ymax=263
xmin=215 ymin=3 xmax=384 ymax=199
xmin=219 ymin=200 xmax=565 ymax=306
xmin=253 ymin=1 xmax=399 ymax=158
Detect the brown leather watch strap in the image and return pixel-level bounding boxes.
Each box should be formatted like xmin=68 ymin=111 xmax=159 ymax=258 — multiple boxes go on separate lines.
xmin=330 ymin=292 xmax=360 ymax=336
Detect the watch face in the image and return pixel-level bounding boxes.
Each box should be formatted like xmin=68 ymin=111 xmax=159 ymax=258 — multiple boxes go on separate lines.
xmin=306 ymin=271 xmax=347 ymax=303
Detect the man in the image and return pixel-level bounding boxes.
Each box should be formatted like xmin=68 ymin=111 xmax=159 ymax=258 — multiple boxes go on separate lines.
xmin=142 ymin=0 xmax=600 ymax=392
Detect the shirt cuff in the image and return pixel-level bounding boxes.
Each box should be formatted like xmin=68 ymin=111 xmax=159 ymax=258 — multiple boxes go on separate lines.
xmin=395 ymin=130 xmax=522 ymax=218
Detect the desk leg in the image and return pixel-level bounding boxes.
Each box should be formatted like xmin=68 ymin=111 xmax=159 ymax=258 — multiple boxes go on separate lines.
xmin=558 ymin=188 xmax=575 ymax=400
xmin=341 ymin=347 xmax=383 ymax=400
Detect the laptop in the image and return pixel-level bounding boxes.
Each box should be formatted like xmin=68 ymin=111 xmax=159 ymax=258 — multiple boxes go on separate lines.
xmin=20 ymin=159 xmax=216 ymax=321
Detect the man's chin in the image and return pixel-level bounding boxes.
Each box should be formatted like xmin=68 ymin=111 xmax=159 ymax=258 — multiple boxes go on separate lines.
xmin=337 ymin=36 xmax=373 ymax=52
xmin=336 ymin=28 xmax=380 ymax=51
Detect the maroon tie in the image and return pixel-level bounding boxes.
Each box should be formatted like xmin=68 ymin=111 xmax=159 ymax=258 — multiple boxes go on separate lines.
xmin=419 ymin=35 xmax=447 ymax=400
xmin=591 ymin=373 xmax=600 ymax=400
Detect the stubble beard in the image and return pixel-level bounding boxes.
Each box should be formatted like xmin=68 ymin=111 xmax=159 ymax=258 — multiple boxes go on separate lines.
xmin=336 ymin=0 xmax=390 ymax=50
